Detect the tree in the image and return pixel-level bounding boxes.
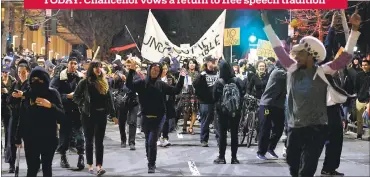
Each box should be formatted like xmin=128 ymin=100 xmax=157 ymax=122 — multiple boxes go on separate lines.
xmin=57 ymin=10 xmax=147 ymax=60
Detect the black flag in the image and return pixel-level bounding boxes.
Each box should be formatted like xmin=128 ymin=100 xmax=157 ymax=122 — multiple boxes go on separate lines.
xmin=110 ymin=27 xmax=137 ymax=52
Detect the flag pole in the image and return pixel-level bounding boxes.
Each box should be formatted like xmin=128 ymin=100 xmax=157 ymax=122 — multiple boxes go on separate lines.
xmin=125 ymin=25 xmax=141 ymax=53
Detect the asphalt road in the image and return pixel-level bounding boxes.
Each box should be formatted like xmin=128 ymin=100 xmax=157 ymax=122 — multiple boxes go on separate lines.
xmin=1 ymin=123 xmax=369 ymax=176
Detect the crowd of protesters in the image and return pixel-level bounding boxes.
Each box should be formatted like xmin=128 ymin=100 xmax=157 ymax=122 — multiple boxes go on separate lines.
xmin=1 ymin=9 xmax=370 ymax=177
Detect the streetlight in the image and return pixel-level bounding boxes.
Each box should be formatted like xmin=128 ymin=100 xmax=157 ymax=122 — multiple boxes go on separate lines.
xmin=31 ymin=43 xmax=36 ymax=51
xmin=249 ymin=34 xmax=257 ymax=43
xmin=12 ymin=35 xmax=18 ymax=51
xmin=40 ymin=47 xmax=45 ymax=54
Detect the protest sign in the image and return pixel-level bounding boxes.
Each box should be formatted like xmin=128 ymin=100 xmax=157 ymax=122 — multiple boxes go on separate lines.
xmin=141 ymin=10 xmax=226 ymax=64
xmin=256 ymin=39 xmax=277 ymax=59
xmin=224 ymin=28 xmax=240 ymax=46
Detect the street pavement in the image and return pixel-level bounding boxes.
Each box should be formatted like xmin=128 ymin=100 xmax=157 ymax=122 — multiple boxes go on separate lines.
xmin=2 ymin=122 xmax=370 ymax=176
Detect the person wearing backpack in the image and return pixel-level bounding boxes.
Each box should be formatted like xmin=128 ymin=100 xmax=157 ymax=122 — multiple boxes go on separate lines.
xmin=212 ymin=61 xmax=245 ymax=164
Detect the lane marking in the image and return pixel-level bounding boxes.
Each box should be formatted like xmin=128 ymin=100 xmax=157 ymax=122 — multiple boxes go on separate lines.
xmin=187 ymin=161 xmax=201 ymax=176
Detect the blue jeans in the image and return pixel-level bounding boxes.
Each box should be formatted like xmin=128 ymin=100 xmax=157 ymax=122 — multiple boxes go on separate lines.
xmin=142 ymin=115 xmax=166 ymax=166
xmin=199 ymin=104 xmax=216 ymax=143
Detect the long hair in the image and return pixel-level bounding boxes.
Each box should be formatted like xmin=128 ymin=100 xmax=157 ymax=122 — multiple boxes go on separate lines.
xmin=186 ymin=59 xmax=199 ymax=71
xmin=86 ymin=61 xmax=109 ymax=95
xmin=255 ymin=60 xmax=267 ymax=77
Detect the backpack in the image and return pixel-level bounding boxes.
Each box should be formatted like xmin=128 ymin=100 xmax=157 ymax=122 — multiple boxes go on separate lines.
xmin=219 ymin=78 xmax=241 ymax=118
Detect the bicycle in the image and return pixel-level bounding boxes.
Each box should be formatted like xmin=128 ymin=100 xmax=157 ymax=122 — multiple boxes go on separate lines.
xmin=238 ymin=94 xmax=259 ymax=148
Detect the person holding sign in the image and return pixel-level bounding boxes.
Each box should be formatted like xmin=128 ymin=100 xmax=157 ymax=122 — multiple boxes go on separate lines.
xmin=261 ymin=9 xmax=361 ymax=177
xmin=125 ymin=61 xmax=185 ymax=173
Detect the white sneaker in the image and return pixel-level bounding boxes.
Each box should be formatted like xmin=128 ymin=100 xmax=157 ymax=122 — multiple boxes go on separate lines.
xmin=136 ymin=128 xmax=141 ymax=134
xmin=162 ymin=138 xmax=171 ymax=147
xmin=282 ymin=147 xmax=287 ymax=158
xmin=157 ymin=138 xmax=164 ymax=146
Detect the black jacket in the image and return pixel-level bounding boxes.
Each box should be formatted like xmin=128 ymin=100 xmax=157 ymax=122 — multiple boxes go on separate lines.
xmin=73 ymin=78 xmax=116 ymax=117
xmin=355 ymin=71 xmax=370 ymax=103
xmin=15 ymin=67 xmax=65 ymax=144
xmin=193 ymin=69 xmax=218 ymax=104
xmin=247 ymin=72 xmax=270 ymax=99
xmin=50 ymin=69 xmax=84 ymax=112
xmin=126 ymin=63 xmax=184 ymax=117
xmin=213 ymin=61 xmax=245 ymax=113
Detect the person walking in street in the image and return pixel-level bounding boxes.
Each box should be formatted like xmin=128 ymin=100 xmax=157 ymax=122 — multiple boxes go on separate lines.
xmin=212 ymin=61 xmax=244 ymax=164
xmin=193 ymin=56 xmax=219 ymax=147
xmin=261 ymin=9 xmax=361 ymax=177
xmin=257 ymin=60 xmax=287 ymax=160
xmin=355 ymin=60 xmax=370 ymax=139
xmin=118 ymin=59 xmax=141 ymax=150
xmin=126 ymin=61 xmax=185 ymax=173
xmin=73 ymin=61 xmax=118 ymax=176
xmin=50 ymin=55 xmax=85 ymax=170
xmin=14 ymin=66 xmax=65 ymax=177
xmin=4 ymin=60 xmax=29 ymax=173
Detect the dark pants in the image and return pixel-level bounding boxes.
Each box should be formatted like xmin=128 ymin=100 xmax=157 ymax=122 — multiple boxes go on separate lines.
xmin=160 ymin=116 xmax=170 ymax=139
xmin=142 ymin=115 xmax=165 ymax=166
xmin=322 ymin=105 xmax=343 ymax=172
xmin=5 ymin=115 xmax=18 ymax=166
xmin=58 ymin=110 xmax=84 ymax=155
xmin=81 ymin=110 xmax=107 ymax=166
xmin=2 ymin=114 xmax=10 ymax=152
xmin=200 ymin=104 xmax=215 ymax=143
xmin=286 ymin=125 xmax=327 ymax=177
xmin=118 ymin=105 xmax=139 ymax=145
xmin=217 ymin=112 xmax=240 ymax=158
xmin=24 ymin=138 xmax=58 ymax=177
xmin=257 ymin=105 xmax=285 ymax=155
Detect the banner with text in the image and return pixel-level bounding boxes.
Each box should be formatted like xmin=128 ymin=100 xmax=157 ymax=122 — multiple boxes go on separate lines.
xmin=25 ymin=0 xmax=347 ymax=9
xmin=256 ymin=39 xmax=277 ymax=59
xmin=141 ymin=10 xmax=226 ymax=63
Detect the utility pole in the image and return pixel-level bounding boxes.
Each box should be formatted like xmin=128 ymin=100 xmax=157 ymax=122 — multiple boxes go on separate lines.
xmin=45 ymin=9 xmax=52 ymax=60
xmin=1 ymin=2 xmax=11 ymax=55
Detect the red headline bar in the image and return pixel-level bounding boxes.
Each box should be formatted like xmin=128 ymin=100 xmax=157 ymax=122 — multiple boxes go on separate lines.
xmin=25 ymin=0 xmax=347 ymax=9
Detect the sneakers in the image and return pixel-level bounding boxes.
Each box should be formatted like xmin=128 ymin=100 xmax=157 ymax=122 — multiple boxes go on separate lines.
xmin=162 ymin=138 xmax=171 ymax=147
xmin=121 ymin=142 xmax=126 ymax=148
xmin=129 ymin=144 xmax=136 ymax=150
xmin=256 ymin=153 xmax=268 ymax=160
xmin=148 ymin=164 xmax=156 ymax=173
xmin=77 ymin=155 xmax=85 ymax=170
xmin=8 ymin=164 xmax=15 ymax=173
xmin=157 ymin=138 xmax=164 ymax=146
xmin=267 ymin=150 xmax=279 ymax=158
xmin=201 ymin=141 xmax=209 ymax=147
xmin=213 ymin=156 xmax=226 ymax=164
xmin=231 ymin=158 xmax=240 ymax=164
xmin=157 ymin=137 xmax=171 ymax=147
xmin=321 ymin=170 xmax=344 ymax=176
xmin=60 ymin=154 xmax=70 ymax=168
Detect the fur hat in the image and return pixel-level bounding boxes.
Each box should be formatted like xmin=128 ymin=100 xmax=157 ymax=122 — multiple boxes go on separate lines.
xmin=291 ymin=36 xmax=326 ymax=62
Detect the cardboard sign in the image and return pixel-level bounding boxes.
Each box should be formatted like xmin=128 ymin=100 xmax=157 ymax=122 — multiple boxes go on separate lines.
xmin=224 ymin=28 xmax=240 ymax=46
xmin=256 ymin=39 xmax=277 ymax=59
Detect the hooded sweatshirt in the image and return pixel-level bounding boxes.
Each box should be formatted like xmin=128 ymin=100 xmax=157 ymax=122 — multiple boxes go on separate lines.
xmin=259 ymin=61 xmax=287 ymax=109
xmin=193 ymin=65 xmax=219 ymax=104
xmin=126 ymin=63 xmax=184 ymax=116
xmin=213 ymin=61 xmax=245 ymax=111
xmin=15 ymin=66 xmax=64 ymax=144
